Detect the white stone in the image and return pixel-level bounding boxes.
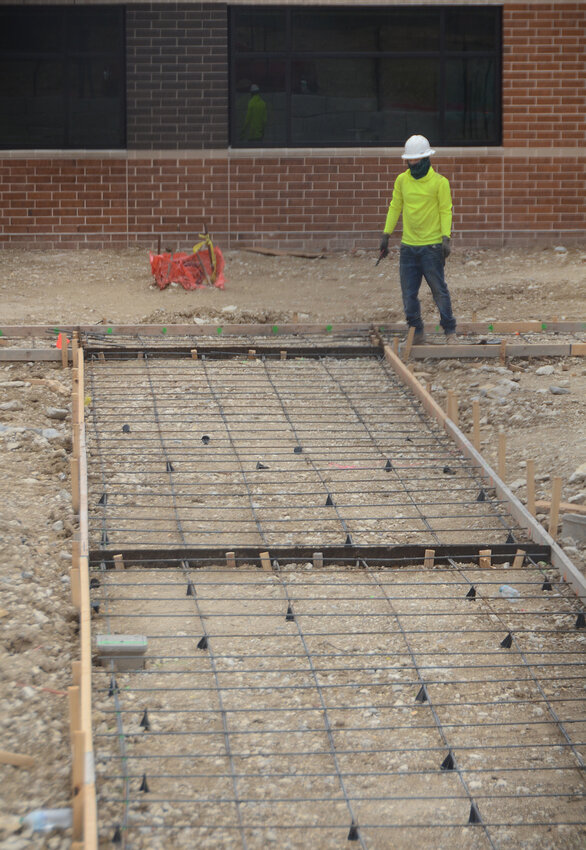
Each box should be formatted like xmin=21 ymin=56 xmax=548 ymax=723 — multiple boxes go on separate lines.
xmin=536 ymin=365 xmax=555 ymax=375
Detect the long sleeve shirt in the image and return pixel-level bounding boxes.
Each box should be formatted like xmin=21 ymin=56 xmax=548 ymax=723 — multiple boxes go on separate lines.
xmin=384 ymin=166 xmax=452 ymax=246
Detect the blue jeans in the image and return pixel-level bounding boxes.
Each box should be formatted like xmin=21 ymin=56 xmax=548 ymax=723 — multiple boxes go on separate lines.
xmin=399 ymin=243 xmax=456 ymax=335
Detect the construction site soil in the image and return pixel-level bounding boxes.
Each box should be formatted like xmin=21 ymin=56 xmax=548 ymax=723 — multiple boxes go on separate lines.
xmin=0 ymin=244 xmax=585 ymax=849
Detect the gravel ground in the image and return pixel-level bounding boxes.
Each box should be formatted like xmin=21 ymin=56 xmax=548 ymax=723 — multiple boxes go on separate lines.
xmin=0 ymin=245 xmax=584 ymax=847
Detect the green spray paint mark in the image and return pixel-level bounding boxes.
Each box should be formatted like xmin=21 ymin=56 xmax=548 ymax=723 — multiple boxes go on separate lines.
xmin=0 ymin=330 xmax=3 ymax=337
xmin=107 ymin=327 xmax=113 ymax=334
xmin=488 ymin=324 xmax=494 ymax=332
xmin=435 ymin=325 xmax=440 ymax=332
xmin=217 ymin=326 xmax=223 ymax=335
xmin=326 ymin=324 xmax=332 ymax=333
xmin=53 ymin=328 xmax=60 ymax=335
xmin=272 ymin=325 xmax=279 ymax=335
xmin=541 ymin=322 xmax=547 ymax=330
xmin=162 ymin=327 xmax=167 ymax=334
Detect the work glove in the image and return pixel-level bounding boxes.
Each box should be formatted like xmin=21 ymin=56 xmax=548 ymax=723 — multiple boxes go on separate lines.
xmin=379 ymin=233 xmax=390 ymax=258
xmin=442 ymin=236 xmax=451 ymax=261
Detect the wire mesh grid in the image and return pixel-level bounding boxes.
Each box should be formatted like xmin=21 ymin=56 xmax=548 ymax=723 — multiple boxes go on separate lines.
xmin=84 ymin=350 xmax=585 ymax=848
xmin=91 ymin=559 xmax=585 ymax=850
xmin=85 ymin=355 xmax=532 ymax=553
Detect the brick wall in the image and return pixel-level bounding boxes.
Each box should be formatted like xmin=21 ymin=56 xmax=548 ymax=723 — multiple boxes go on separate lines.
xmin=502 ymin=3 xmax=586 ymax=146
xmin=1 ymin=2 xmax=585 ymax=249
xmin=126 ymin=3 xmax=228 ymax=149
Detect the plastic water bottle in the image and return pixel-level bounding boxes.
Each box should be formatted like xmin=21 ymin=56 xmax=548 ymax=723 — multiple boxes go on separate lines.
xmin=499 ymin=584 xmax=520 ymax=600
xmin=21 ymin=808 xmax=72 ymax=832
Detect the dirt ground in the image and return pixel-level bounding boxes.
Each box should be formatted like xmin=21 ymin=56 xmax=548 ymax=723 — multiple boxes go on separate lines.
xmin=0 ymin=244 xmax=585 ymax=848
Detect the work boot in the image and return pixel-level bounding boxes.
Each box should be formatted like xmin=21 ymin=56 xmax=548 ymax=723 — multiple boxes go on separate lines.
xmin=445 ymin=333 xmax=458 ymax=344
xmin=413 ymin=331 xmax=426 ymax=345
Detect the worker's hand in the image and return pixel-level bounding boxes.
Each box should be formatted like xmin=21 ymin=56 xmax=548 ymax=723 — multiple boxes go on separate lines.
xmin=379 ymin=233 xmax=390 ymax=258
xmin=442 ymin=236 xmax=451 ymax=261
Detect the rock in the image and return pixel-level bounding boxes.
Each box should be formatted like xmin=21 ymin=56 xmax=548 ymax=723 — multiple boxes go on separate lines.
xmin=553 ymin=246 xmax=567 ymax=253
xmin=41 ymin=428 xmax=62 ymax=440
xmin=568 ymin=492 xmax=586 ymax=504
xmin=52 ymin=520 xmax=64 ymax=532
xmin=536 ymin=365 xmax=555 ymax=375
xmin=45 ymin=407 xmax=68 ymax=421
xmin=508 ymin=478 xmax=525 ymax=491
xmin=549 ymin=386 xmax=570 ymax=394
xmin=0 ymin=400 xmax=22 ymax=411
xmin=569 ymin=463 xmax=586 ymax=484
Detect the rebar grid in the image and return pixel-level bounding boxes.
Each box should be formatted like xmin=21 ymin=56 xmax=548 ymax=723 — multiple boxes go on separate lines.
xmin=91 ymin=560 xmax=586 ymax=850
xmin=85 ymin=356 xmax=529 ymax=552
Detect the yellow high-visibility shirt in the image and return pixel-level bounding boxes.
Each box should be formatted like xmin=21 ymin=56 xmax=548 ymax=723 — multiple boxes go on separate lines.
xmin=384 ymin=166 xmax=452 ymax=246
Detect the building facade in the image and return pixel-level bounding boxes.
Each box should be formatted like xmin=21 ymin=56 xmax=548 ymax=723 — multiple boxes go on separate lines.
xmin=0 ymin=1 xmax=584 ymax=249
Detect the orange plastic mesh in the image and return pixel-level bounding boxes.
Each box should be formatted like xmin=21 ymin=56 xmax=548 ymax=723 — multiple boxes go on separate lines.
xmin=149 ymin=247 xmax=226 ymax=291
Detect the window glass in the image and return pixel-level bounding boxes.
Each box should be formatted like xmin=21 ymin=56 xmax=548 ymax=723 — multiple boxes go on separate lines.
xmin=230 ymin=5 xmax=501 ymax=148
xmin=445 ymin=9 xmax=498 ymax=51
xmin=235 ymin=10 xmax=286 ymax=52
xmin=292 ymin=11 xmax=380 ymax=52
xmin=0 ymin=6 xmax=125 ymax=149
xmin=378 ymin=10 xmax=441 ymax=52
xmin=445 ymin=58 xmax=496 ymax=142
xmin=0 ymin=10 xmax=63 ymax=54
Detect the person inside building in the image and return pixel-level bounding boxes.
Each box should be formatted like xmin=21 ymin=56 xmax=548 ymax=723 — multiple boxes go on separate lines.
xmin=379 ymin=135 xmax=457 ymax=344
xmin=241 ymin=84 xmax=267 ymax=142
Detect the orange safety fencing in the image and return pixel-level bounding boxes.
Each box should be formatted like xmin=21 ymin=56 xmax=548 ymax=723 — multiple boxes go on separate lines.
xmin=149 ymin=247 xmax=226 ymax=291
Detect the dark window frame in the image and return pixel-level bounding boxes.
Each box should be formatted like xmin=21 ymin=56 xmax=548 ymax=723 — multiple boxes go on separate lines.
xmin=0 ymin=4 xmax=126 ymax=150
xmin=229 ymin=5 xmax=502 ymax=148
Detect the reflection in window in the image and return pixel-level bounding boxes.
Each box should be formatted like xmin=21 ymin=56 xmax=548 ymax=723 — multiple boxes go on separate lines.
xmin=231 ymin=5 xmax=501 ymax=148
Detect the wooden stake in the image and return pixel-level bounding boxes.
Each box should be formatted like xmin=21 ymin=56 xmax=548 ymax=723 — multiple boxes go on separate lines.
xmin=137 ymin=351 xmax=143 ymax=359
xmin=69 ymin=685 xmax=81 ymax=744
xmin=426 ymin=381 xmax=432 ymax=395
xmin=526 ymin=459 xmax=536 ymax=516
xmin=313 ymin=551 xmax=324 ymax=569
xmin=72 ymin=729 xmax=85 ymax=797
xmin=548 ymin=476 xmax=563 ymax=540
xmin=248 ymin=348 xmax=256 ymax=360
xmin=72 ymin=780 xmax=84 ymax=840
xmin=293 ymin=312 xmax=299 ymax=324
xmin=61 ymin=336 xmax=69 ymax=369
xmin=71 ymin=456 xmax=80 ymax=515
xmin=479 ymin=549 xmax=491 ymax=568
xmin=512 ymin=549 xmax=526 ymax=569
xmin=472 ymin=400 xmax=481 ymax=452
xmin=70 ymin=568 xmax=81 ymax=609
xmin=423 ymin=549 xmax=435 ymax=568
xmin=191 ymin=348 xmax=198 ymax=360
xmin=392 ymin=336 xmax=399 ymax=355
xmin=72 ymin=533 xmax=80 ymax=570
xmin=113 ymin=554 xmax=124 ymax=571
xmin=260 ymin=551 xmax=271 ymax=571
xmin=98 ymin=351 xmax=105 ymax=362
xmin=0 ymin=750 xmax=35 ymax=768
xmin=499 ymin=338 xmax=507 ymax=366
xmin=226 ymin=551 xmax=236 ymax=569
xmin=472 ymin=310 xmax=477 ymax=323
xmin=403 ymin=326 xmax=415 ymax=360
xmin=447 ymin=390 xmax=458 ymax=426
xmin=72 ymin=661 xmax=81 ymax=687
xmin=280 ymin=350 xmax=287 ymax=360
xmin=498 ymin=432 xmax=506 ymax=481
xmin=72 ymin=332 xmax=79 ymax=365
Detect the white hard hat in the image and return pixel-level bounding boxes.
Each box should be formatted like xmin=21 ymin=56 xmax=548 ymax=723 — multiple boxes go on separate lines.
xmin=401 ymin=135 xmax=436 ymax=159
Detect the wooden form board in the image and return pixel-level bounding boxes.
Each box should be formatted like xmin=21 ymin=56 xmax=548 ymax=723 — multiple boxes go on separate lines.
xmin=0 ymin=320 xmax=584 ymax=338
xmin=72 ymin=349 xmax=97 ymax=849
xmin=383 ymin=344 xmax=586 ymax=600
xmin=2 ymin=342 xmax=584 ymax=364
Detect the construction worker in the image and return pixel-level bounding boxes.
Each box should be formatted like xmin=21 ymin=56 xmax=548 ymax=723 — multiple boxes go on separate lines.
xmin=241 ymin=84 xmax=267 ymax=142
xmin=380 ymin=135 xmax=456 ymax=344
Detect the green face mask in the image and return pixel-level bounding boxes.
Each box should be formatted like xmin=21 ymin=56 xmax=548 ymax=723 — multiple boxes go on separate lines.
xmin=409 ymin=157 xmax=431 ymax=179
